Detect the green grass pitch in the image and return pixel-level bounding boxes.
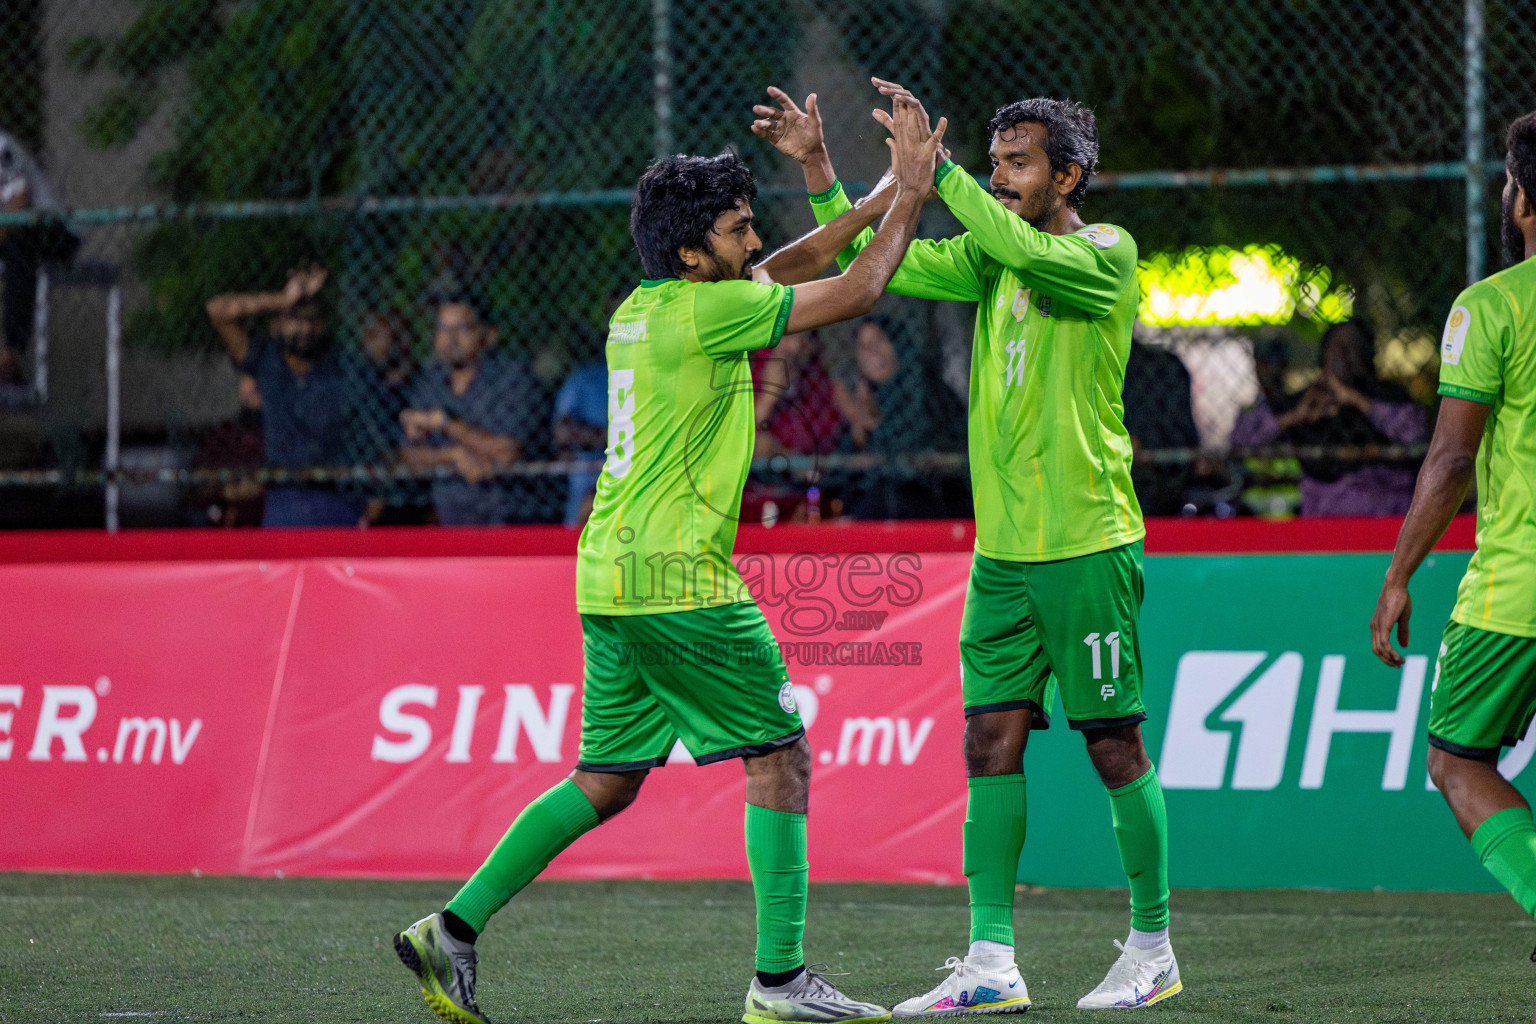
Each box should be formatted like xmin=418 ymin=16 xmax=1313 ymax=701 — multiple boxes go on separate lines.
xmin=2 ymin=873 xmax=1532 ymax=1022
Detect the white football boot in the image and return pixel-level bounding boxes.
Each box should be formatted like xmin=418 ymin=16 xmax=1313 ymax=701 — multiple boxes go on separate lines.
xmin=1075 ymin=940 xmax=1182 ymax=1009
xmin=743 ymin=965 xmax=891 ymax=1023
xmin=892 ymin=956 xmax=1030 ymax=1017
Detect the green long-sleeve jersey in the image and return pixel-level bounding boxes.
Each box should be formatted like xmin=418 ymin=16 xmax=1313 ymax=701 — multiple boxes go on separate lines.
xmin=811 ymin=162 xmax=1144 ymax=562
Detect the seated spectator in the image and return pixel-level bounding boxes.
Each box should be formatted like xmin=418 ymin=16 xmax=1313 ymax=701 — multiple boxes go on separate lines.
xmin=835 ymin=317 xmax=929 ymax=453
xmin=0 ymin=131 xmax=80 ymax=372
xmin=355 ymin=309 xmax=423 ymax=524
xmin=206 ymin=265 xmax=362 ymax=528
xmin=553 ymin=327 xmax=607 ymax=529
xmin=1121 ymin=339 xmax=1201 ymax=515
xmin=400 ymin=295 xmax=540 ymax=525
xmin=742 ymin=330 xmax=843 ymax=523
xmin=1231 ymin=339 xmax=1302 ymax=517
xmin=834 ymin=317 xmax=938 ymax=518
xmin=1229 ymin=319 xmax=1427 ymax=516
xmin=752 ymin=330 xmax=842 ymax=456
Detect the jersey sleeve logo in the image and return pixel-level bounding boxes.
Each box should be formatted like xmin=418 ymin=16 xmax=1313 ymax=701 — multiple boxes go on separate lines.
xmin=1076 ymin=223 xmax=1121 ymax=250
xmin=1441 ymin=304 xmax=1471 ymax=366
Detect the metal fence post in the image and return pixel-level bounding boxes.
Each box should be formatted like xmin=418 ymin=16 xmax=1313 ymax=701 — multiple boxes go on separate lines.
xmin=652 ymin=0 xmax=673 ymax=161
xmin=105 ymin=284 xmax=121 ymax=533
xmin=1465 ymin=0 xmax=1486 ymax=286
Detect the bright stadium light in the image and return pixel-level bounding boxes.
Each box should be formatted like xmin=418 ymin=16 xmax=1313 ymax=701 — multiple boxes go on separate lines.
xmin=1138 ymin=245 xmax=1353 ymax=327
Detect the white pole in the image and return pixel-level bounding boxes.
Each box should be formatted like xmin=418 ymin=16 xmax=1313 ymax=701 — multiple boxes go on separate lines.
xmin=652 ymin=0 xmax=673 ymax=161
xmin=105 ymin=284 xmax=121 ymax=533
xmin=1465 ymin=0 xmax=1486 ymax=285
xmin=32 ymin=266 xmax=47 ymax=403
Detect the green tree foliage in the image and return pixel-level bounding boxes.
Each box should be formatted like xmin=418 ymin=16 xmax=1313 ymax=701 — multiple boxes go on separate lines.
xmin=76 ymin=0 xmax=800 ymax=354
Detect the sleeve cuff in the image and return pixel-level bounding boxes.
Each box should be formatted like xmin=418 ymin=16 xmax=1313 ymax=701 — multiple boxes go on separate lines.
xmin=1439 ymin=382 xmax=1497 ymax=404
xmin=766 ymin=287 xmax=794 ymax=348
xmin=807 ymin=180 xmax=844 ymax=205
xmin=934 ymin=160 xmax=960 ymax=187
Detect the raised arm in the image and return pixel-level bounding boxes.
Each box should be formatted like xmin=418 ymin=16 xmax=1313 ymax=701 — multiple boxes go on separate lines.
xmin=780 ymin=98 xmax=946 ymax=333
xmin=869 ymin=78 xmax=1129 ymax=317
xmin=751 ymin=87 xmax=837 ymax=196
xmin=204 ymin=265 xmax=327 ymax=365
xmin=752 ymin=196 xmax=888 ymax=286
xmin=931 ymin=163 xmax=1128 ymax=317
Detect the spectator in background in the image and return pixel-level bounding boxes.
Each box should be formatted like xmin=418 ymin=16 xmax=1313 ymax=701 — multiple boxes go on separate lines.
xmin=752 ymin=330 xmax=842 ymax=456
xmin=1121 ymin=339 xmax=1201 ymax=515
xmin=1230 ymin=318 xmax=1427 ymax=516
xmin=835 ymin=316 xmax=937 ymax=518
xmin=356 ymin=309 xmax=421 ymax=524
xmin=553 ymin=327 xmax=607 ymax=529
xmin=400 ymin=295 xmax=540 ymax=525
xmin=836 ymin=317 xmax=929 ymax=453
xmin=744 ymin=330 xmax=844 ymax=522
xmin=206 ymin=265 xmax=363 ymax=527
xmin=0 ymin=132 xmax=79 ymax=368
xmin=1230 ymin=338 xmax=1302 ymax=517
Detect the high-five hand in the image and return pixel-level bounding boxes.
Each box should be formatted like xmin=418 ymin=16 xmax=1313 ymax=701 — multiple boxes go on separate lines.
xmin=872 ymin=78 xmax=950 ymax=165
xmin=874 ymin=95 xmax=947 ymax=194
xmin=751 ymin=87 xmax=826 ymax=165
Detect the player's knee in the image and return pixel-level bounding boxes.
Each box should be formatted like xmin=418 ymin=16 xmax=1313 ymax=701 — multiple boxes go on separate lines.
xmin=572 ymin=768 xmax=648 ymax=822
xmin=1084 ymin=725 xmax=1150 ymax=789
xmin=1426 ymin=744 xmax=1486 ymax=795
xmin=964 ymin=712 xmax=1026 ymax=776
xmin=748 ymin=736 xmax=811 ymax=783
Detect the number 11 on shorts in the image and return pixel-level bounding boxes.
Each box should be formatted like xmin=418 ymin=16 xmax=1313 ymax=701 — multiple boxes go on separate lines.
xmin=1084 ymin=631 xmax=1121 ymax=680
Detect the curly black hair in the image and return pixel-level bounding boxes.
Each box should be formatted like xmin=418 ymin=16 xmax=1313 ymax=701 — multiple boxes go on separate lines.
xmin=1508 ymin=111 xmax=1536 ymax=205
xmin=630 ymin=152 xmax=758 ymax=280
xmin=986 ymin=99 xmax=1098 ymax=209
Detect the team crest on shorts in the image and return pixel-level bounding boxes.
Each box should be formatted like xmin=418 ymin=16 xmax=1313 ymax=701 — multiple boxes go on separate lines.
xmin=778 ymin=682 xmax=798 ymax=715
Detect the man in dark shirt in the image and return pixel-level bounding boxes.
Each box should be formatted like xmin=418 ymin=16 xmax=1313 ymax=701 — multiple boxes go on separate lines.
xmin=400 ymin=296 xmax=540 ymax=525
xmin=206 ymin=266 xmax=362 ymax=527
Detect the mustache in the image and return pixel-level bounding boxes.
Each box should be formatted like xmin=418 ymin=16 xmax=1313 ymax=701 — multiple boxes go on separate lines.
xmin=992 ymin=187 xmax=1021 ymax=202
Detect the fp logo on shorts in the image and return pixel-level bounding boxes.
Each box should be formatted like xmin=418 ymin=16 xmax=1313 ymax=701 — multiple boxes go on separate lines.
xmin=778 ymin=682 xmax=798 ymax=715
xmin=1100 ymin=684 xmax=1117 ymax=701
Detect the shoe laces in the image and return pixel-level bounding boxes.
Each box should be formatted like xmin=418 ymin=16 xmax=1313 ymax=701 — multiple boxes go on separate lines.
xmin=448 ymin=946 xmax=483 ymax=1011
xmin=798 ymin=964 xmax=850 ymax=999
xmin=1097 ymin=940 xmax=1142 ymax=988
xmin=935 ymin=955 xmax=977 ymax=977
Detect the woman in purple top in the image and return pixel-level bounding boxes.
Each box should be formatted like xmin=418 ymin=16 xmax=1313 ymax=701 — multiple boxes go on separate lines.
xmin=1230 ymin=319 xmax=1428 ymax=516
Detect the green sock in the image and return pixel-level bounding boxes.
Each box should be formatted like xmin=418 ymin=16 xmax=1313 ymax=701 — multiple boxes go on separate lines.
xmin=445 ymin=779 xmax=599 ymax=933
xmin=745 ymin=803 xmax=807 ymax=974
xmin=1471 ymin=806 xmax=1536 ymax=917
xmin=964 ymin=774 xmax=1027 ymax=945
xmin=1107 ymin=768 xmax=1170 ymax=932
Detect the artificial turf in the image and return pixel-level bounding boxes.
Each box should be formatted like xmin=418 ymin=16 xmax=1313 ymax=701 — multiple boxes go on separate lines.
xmin=2 ymin=873 xmax=1531 ymax=1023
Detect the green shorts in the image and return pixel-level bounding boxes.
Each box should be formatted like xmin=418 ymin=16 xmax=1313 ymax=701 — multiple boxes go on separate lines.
xmin=959 ymin=542 xmax=1146 ymax=730
xmin=1427 ymin=620 xmax=1536 ymax=757
xmin=576 ymin=601 xmax=804 ymax=772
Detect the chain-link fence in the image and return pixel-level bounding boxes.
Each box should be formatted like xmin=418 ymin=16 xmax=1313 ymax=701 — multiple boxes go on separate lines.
xmin=0 ymin=0 xmax=1527 ymax=528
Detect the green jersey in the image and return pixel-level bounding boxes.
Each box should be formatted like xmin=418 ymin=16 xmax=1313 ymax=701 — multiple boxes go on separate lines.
xmin=1437 ymin=255 xmax=1536 ymax=638
xmin=575 ymin=277 xmax=794 ymax=615
xmin=811 ymin=164 xmax=1144 ymax=561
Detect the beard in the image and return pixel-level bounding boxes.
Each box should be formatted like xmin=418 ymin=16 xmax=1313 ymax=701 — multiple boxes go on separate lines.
xmin=701 ymin=242 xmax=755 ymax=282
xmin=1502 ymin=185 xmax=1527 ymax=267
xmin=993 ymin=182 xmax=1061 ymax=228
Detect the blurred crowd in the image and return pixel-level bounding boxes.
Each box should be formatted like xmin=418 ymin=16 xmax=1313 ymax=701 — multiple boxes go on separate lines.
xmin=177 ymin=264 xmax=1439 ymax=531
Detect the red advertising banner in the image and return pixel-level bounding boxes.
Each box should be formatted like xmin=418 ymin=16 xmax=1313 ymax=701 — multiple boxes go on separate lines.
xmin=2 ymin=551 xmax=973 ymax=882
